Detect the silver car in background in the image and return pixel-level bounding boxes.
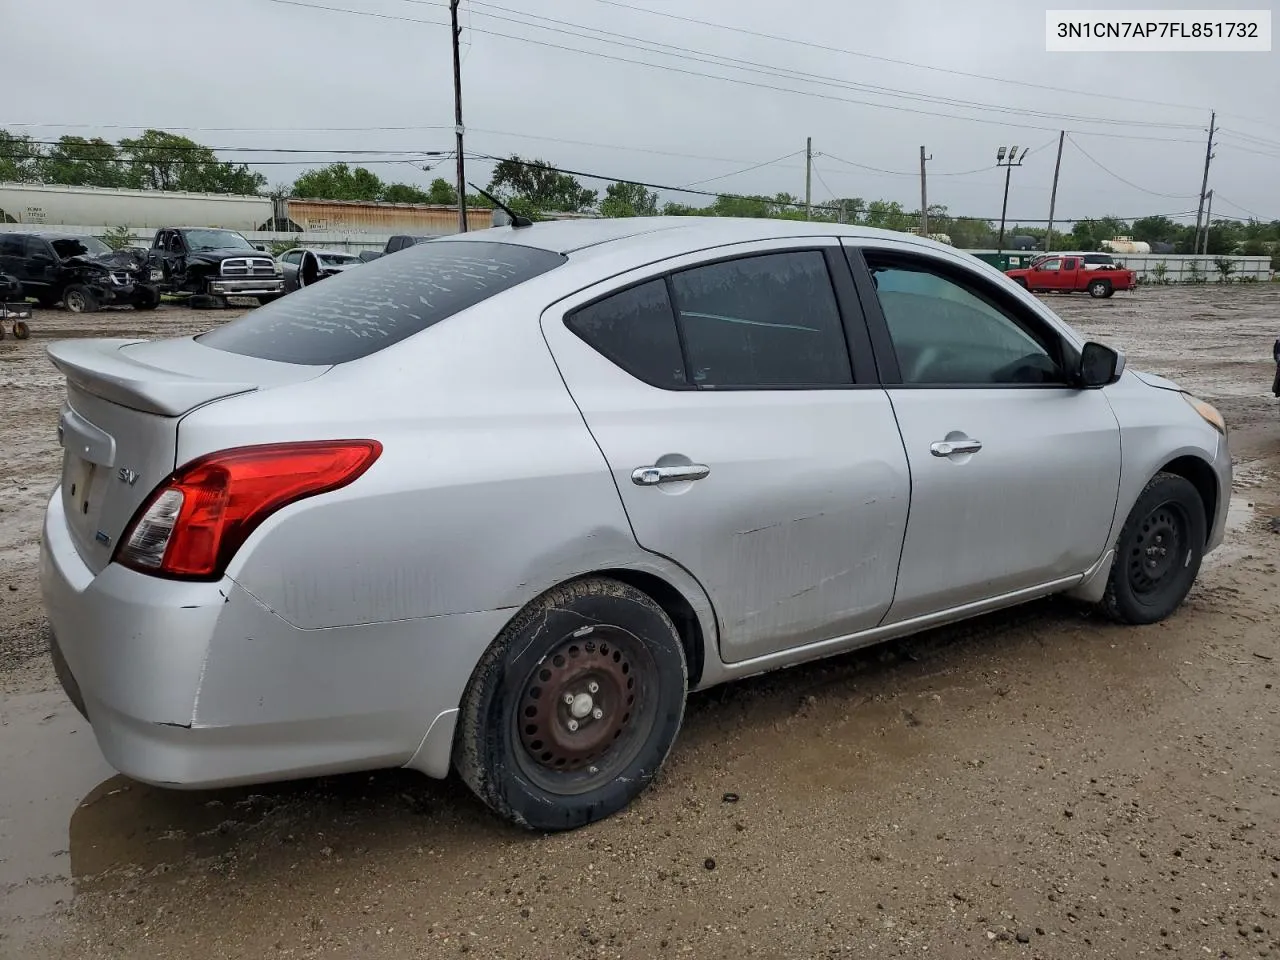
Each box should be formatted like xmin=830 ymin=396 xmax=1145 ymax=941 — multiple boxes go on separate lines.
xmin=40 ymin=217 xmax=1230 ymax=831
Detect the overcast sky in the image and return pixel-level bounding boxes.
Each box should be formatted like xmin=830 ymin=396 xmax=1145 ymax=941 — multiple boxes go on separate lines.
xmin=4 ymin=0 xmax=1277 ymax=224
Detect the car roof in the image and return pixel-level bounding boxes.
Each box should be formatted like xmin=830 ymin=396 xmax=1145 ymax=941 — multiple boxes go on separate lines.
xmin=437 ymin=216 xmax=951 ymax=258
xmin=11 ymin=231 xmax=94 ymax=240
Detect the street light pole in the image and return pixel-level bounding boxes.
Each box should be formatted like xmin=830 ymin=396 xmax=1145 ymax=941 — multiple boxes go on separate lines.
xmin=994 ymin=144 xmax=1030 ymax=257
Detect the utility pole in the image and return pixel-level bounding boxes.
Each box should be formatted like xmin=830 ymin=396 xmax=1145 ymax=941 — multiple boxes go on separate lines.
xmin=450 ymin=0 xmax=468 ymax=233
xmin=804 ymin=136 xmax=812 ymax=220
xmin=995 ymin=143 xmax=1029 ymax=255
xmin=1045 ymin=130 xmax=1065 ymax=253
xmin=1201 ymin=189 xmax=1214 ymax=255
xmin=919 ymin=145 xmax=931 ymax=236
xmin=1193 ymin=111 xmax=1216 ymax=255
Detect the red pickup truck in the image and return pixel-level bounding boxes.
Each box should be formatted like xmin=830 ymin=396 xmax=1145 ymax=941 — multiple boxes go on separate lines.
xmin=1005 ymin=255 xmax=1136 ymax=299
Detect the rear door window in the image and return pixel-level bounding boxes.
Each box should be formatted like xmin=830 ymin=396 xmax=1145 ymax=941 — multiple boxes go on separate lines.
xmin=669 ymin=251 xmax=853 ymax=388
xmin=198 ymin=240 xmax=566 ymax=365
xmin=567 ymin=279 xmax=688 ymax=388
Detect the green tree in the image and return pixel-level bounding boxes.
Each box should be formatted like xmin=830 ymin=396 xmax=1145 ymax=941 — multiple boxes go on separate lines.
xmin=290 ymin=162 xmax=383 ymax=201
xmin=0 ymin=129 xmax=44 ymax=183
xmin=1130 ymin=215 xmax=1181 ymax=246
xmin=488 ymin=156 xmax=596 ymax=212
xmin=600 ymin=181 xmax=659 ymax=218
xmin=119 ymin=130 xmax=265 ymax=194
xmin=36 ymin=136 xmax=127 ymax=188
xmin=425 ymin=177 xmax=459 ymax=205
xmin=380 ymin=182 xmax=433 ymax=204
xmin=1070 ymin=221 xmax=1098 ymax=251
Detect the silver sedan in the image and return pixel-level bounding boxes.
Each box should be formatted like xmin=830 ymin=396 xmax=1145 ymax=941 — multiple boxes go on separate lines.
xmin=40 ymin=217 xmax=1230 ymax=831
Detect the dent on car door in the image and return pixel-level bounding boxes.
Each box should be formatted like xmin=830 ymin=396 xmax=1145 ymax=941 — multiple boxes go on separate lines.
xmin=847 ymin=243 xmax=1122 ymax=622
xmin=540 ymin=240 xmax=911 ymax=664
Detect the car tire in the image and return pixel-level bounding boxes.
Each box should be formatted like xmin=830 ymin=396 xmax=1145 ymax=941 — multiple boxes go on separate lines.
xmin=1088 ymin=279 xmax=1111 ymax=299
xmin=63 ymin=284 xmax=100 ymax=313
xmin=455 ymin=576 xmax=688 ymax=832
xmin=1101 ymin=472 xmax=1207 ymax=625
xmin=1013 ymin=277 xmax=1028 ymax=288
xmin=133 ymin=285 xmax=161 ymax=310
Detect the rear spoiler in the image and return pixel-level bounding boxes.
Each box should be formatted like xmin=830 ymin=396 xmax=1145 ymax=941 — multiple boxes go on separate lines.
xmin=46 ymin=339 xmax=258 ymax=417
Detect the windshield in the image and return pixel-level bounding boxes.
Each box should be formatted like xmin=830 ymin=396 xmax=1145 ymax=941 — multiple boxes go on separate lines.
xmin=197 ymin=240 xmax=567 ymax=365
xmin=319 ymin=252 xmax=360 ymax=266
xmin=183 ymin=229 xmax=255 ymax=252
xmin=50 ymin=236 xmax=111 ymax=259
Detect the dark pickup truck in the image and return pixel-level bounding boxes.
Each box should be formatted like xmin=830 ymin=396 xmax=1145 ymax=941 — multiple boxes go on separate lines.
xmin=0 ymin=231 xmax=162 ymax=312
xmin=147 ymin=227 xmax=284 ymax=307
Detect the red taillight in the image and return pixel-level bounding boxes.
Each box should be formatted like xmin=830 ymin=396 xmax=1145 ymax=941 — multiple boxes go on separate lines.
xmin=115 ymin=440 xmax=382 ymax=580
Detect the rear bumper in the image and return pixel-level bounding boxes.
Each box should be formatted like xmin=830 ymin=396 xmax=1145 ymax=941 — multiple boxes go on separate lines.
xmin=39 ymin=488 xmax=507 ymax=788
xmin=208 ymin=278 xmax=284 ymax=296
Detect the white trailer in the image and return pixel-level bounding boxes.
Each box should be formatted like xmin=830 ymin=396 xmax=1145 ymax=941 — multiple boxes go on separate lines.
xmin=0 ymin=182 xmax=273 ymax=232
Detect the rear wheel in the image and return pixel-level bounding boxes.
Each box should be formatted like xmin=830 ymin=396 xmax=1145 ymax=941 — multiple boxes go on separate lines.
xmin=1101 ymin=472 xmax=1206 ymax=624
xmin=1088 ymin=279 xmax=1112 ymax=299
xmin=455 ymin=576 xmax=688 ymax=831
xmin=63 ymin=285 xmax=99 ymax=313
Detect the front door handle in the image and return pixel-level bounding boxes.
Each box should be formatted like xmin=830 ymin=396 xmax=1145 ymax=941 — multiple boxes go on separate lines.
xmin=930 ymin=438 xmax=982 ymax=457
xmin=631 ymin=463 xmax=711 ymax=486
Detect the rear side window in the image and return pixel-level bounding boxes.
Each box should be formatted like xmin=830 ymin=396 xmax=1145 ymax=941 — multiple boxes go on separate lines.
xmin=670 ymin=251 xmax=852 ymax=388
xmin=198 ymin=240 xmax=567 ymax=365
xmin=567 ymin=280 xmax=688 ymax=388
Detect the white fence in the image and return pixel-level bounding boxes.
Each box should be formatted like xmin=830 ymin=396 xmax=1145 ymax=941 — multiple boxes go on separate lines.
xmin=1112 ymin=254 xmax=1273 ymax=282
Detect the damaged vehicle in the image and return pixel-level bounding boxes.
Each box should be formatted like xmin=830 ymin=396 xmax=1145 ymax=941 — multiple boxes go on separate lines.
xmin=0 ymin=232 xmax=162 ymax=313
xmin=278 ymin=247 xmax=363 ymax=294
xmin=147 ymin=227 xmax=284 ymax=308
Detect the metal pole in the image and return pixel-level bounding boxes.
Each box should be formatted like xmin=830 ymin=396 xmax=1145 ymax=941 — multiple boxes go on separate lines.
xmin=1045 ymin=130 xmax=1064 ymax=252
xmin=1193 ymin=110 xmax=1215 ymax=254
xmin=450 ymin=0 xmax=468 ymax=233
xmin=997 ymin=165 xmax=1012 ymax=254
xmin=919 ymin=145 xmax=930 ymax=236
xmin=804 ymin=136 xmax=812 ymax=220
xmin=1201 ymin=189 xmax=1214 ymax=255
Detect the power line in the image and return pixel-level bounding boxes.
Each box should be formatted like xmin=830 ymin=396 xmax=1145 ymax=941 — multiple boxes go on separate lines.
xmin=447 ymin=0 xmax=1205 ymax=132
xmin=240 ymin=0 xmax=1216 ymax=142
xmin=566 ymin=0 xmax=1247 ymax=121
xmin=677 ymin=150 xmax=805 ymax=189
xmin=468 ymin=153 xmax=1209 ymax=222
xmin=1213 ymin=195 xmax=1269 ymax=220
xmin=807 ymin=159 xmax=841 ymax=205
xmin=1065 ymin=135 xmax=1198 ymax=200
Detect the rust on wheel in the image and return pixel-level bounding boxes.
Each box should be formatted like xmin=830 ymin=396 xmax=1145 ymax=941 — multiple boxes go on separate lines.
xmin=517 ymin=634 xmax=639 ymax=774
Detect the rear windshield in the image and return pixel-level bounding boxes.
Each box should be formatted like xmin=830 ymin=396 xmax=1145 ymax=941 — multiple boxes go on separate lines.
xmin=197 ymin=240 xmax=567 ymax=365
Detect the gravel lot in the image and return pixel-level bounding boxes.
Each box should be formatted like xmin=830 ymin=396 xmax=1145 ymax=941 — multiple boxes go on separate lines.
xmin=2 ymin=286 xmax=1279 ymax=959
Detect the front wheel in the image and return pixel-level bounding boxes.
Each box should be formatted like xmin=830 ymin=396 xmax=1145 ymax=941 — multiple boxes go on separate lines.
xmin=1101 ymin=472 xmax=1207 ymax=624
xmin=133 ymin=285 xmax=161 ymax=310
xmin=455 ymin=576 xmax=688 ymax=831
xmin=63 ymin=284 xmax=100 ymax=313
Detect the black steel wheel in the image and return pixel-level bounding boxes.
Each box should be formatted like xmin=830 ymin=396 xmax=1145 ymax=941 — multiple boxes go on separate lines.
xmin=456 ymin=576 xmax=688 ymax=831
xmin=63 ymin=285 xmax=99 ymax=314
xmin=1102 ymin=472 xmax=1207 ymax=624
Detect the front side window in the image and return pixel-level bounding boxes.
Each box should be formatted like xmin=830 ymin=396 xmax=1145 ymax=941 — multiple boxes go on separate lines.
xmin=669 ymin=251 xmax=852 ymax=388
xmin=0 ymin=235 xmax=23 ymax=257
xmin=281 ymin=250 xmax=303 ymax=265
xmin=867 ymin=256 xmax=1064 ymax=386
xmin=1039 ymin=258 xmax=1062 ymax=272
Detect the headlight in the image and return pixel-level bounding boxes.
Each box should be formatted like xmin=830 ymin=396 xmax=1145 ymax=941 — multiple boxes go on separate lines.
xmin=274 ymin=265 xmax=283 ymax=277
xmin=1182 ymin=392 xmax=1226 ymax=435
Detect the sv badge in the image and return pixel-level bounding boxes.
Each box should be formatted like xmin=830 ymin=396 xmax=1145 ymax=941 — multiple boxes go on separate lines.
xmin=117 ymin=467 xmax=140 ymax=486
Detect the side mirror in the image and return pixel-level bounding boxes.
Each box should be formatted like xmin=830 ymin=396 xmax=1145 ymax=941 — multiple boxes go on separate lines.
xmin=254 ymin=244 xmax=267 ymax=252
xmin=1078 ymin=341 xmax=1124 ymax=388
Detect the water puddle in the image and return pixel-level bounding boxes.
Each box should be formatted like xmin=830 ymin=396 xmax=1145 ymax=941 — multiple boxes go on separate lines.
xmin=0 ymin=690 xmax=112 ymax=948
xmin=1225 ymin=496 xmax=1256 ymax=533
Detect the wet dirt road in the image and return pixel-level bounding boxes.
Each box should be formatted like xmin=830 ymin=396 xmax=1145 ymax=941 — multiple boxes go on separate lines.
xmin=2 ymin=287 xmax=1279 ymax=959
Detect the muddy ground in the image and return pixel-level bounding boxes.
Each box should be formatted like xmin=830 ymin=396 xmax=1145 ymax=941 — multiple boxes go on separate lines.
xmin=1 ymin=287 xmax=1279 ymax=959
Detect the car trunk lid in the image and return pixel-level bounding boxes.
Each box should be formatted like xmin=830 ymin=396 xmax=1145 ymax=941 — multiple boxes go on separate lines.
xmin=47 ymin=336 xmax=328 ymax=574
